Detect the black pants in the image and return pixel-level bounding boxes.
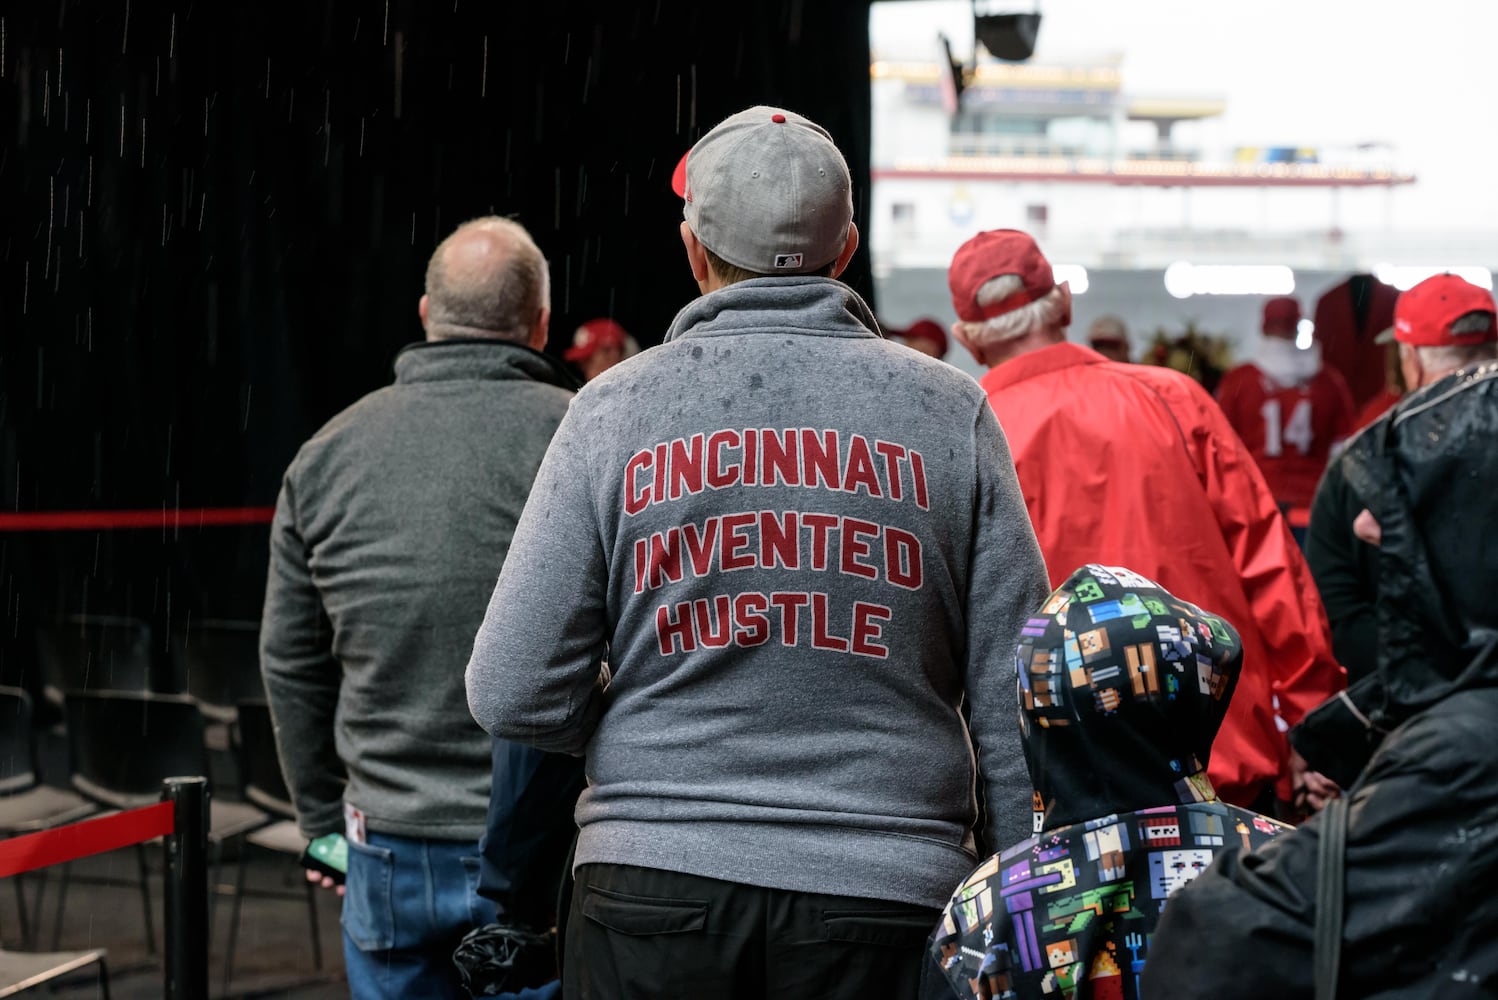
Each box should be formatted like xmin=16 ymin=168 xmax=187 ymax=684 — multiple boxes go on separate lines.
xmin=564 ymin=863 xmax=946 ymax=1000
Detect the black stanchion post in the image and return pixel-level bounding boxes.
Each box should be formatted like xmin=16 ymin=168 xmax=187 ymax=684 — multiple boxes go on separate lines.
xmin=163 ymin=776 xmax=209 ymax=1000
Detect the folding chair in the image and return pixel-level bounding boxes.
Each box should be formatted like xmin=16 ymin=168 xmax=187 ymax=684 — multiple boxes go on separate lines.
xmin=169 ymin=619 xmax=265 ymax=724
xmin=57 ymin=691 xmax=272 ymax=954
xmin=0 ymin=946 xmax=110 ymax=998
xmin=0 ymin=687 xmax=99 ymax=949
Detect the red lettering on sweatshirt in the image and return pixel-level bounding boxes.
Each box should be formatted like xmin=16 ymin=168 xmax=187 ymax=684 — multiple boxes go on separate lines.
xmin=668 ymin=434 xmax=705 ymax=501
xmin=624 ymin=449 xmax=653 ymax=516
xmin=762 ymin=429 xmax=799 ymax=486
xmin=706 ymin=430 xmax=740 ymax=490
xmin=759 ymin=510 xmax=799 ymax=570
xmin=770 ymin=592 xmax=809 ymax=646
xmin=733 ymin=592 xmax=771 ymax=646
xmin=801 ymin=513 xmax=839 ymax=571
xmin=693 ymin=595 xmax=733 ymax=648
xmin=851 ymin=602 xmax=892 ymax=659
xmin=911 ymin=450 xmax=929 ymax=510
xmin=719 ymin=513 xmax=756 ymax=571
xmin=683 ymin=519 xmax=719 ymax=577
xmin=874 ymin=441 xmax=906 ymax=501
xmin=842 ymin=436 xmax=882 ymax=498
xmin=656 ymin=602 xmax=696 ymax=655
xmin=810 ymin=593 xmax=850 ymax=652
xmin=884 ymin=528 xmax=922 ymax=590
xmin=840 ymin=518 xmax=880 ymax=579
xmin=801 ymin=429 xmax=840 ymax=490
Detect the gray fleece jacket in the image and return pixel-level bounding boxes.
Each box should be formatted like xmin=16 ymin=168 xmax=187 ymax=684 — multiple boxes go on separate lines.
xmin=466 ymin=278 xmax=1049 ymax=907
xmin=262 ymin=339 xmax=575 ymax=841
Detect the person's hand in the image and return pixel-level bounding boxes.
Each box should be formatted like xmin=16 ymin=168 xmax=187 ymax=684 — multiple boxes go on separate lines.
xmin=1353 ymin=508 xmax=1382 ymax=547
xmin=1289 ymin=748 xmax=1341 ymax=814
xmin=306 ymin=867 xmax=346 ymax=897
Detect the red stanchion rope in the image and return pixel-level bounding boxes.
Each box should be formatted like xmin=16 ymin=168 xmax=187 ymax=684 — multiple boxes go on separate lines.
xmin=0 ymin=801 xmax=176 ymax=879
xmin=0 ymin=507 xmax=275 ymax=532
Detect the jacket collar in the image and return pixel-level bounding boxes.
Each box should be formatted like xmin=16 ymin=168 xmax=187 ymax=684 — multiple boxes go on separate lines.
xmin=663 ymin=276 xmax=882 ymax=344
xmin=977 ymin=341 xmax=1109 ymax=395
xmin=392 ymin=338 xmax=580 ymax=391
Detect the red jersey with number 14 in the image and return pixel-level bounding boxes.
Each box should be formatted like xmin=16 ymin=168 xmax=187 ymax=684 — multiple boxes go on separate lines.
xmin=1216 ymin=364 xmax=1356 ymax=510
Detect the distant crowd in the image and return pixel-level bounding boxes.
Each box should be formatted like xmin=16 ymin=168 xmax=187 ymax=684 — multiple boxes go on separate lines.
xmin=259 ymin=105 xmax=1498 ymax=1000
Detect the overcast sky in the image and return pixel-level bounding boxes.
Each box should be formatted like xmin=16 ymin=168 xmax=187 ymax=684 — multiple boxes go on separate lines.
xmin=871 ymin=0 xmax=1498 ymax=232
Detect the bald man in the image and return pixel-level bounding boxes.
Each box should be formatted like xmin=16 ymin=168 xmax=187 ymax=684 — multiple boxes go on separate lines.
xmin=261 ymin=217 xmax=581 ymax=999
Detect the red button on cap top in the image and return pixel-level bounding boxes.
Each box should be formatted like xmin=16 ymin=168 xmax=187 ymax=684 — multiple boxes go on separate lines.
xmin=771 ymin=113 xmax=786 ymax=123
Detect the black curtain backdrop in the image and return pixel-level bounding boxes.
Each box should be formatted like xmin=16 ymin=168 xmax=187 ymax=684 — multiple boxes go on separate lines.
xmin=0 ymin=0 xmax=874 ymax=681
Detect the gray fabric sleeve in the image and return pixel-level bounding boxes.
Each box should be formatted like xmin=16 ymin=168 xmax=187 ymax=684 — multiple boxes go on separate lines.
xmin=964 ymin=403 xmax=1052 ymax=849
xmin=259 ymin=472 xmax=347 ymax=839
xmin=467 ymin=404 xmax=609 ymax=754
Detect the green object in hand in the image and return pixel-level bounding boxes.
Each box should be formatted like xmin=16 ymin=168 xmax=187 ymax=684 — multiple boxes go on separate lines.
xmin=302 ymin=832 xmax=348 ymax=883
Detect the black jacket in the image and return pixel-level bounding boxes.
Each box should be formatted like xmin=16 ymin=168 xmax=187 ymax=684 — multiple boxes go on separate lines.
xmin=1306 ymin=448 xmax=1381 ymax=685
xmin=1142 ymin=362 xmax=1498 ymax=998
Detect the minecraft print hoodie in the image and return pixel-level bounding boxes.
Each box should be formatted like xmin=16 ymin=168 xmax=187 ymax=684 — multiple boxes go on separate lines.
xmin=932 ymin=566 xmax=1291 ymax=1000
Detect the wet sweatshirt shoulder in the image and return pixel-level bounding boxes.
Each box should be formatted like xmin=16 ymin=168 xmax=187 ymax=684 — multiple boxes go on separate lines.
xmin=469 ymin=278 xmax=1049 ymax=906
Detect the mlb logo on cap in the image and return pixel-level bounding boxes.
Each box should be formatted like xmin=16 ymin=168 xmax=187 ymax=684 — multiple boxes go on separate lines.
xmin=774 ymin=254 xmax=804 ymax=270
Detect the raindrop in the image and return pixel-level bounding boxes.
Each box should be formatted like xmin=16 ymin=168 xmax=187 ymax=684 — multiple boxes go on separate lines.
xmin=242 ymin=385 xmax=253 ymax=431
xmin=118 ymin=101 xmax=125 ymax=157
xmin=353 ymin=17 xmax=360 ymax=41
xmin=140 ymin=115 xmax=146 ymax=167
xmin=84 ymin=96 xmax=90 ymax=142
xmin=168 ymin=13 xmax=175 ymax=58
xmin=480 ymin=37 xmax=487 ymax=98
xmin=265 ymin=58 xmax=271 ymax=99
xmin=358 ymin=117 xmax=366 ymax=157
xmin=410 ymin=212 xmax=415 ymax=244
xmin=78 ymin=210 xmax=84 ymax=257
xmin=202 ymin=95 xmax=208 ymax=136
xmin=383 ymin=0 xmax=389 ymax=46
xmin=44 ymin=177 xmax=53 ymax=277
xmin=86 ymin=154 xmax=92 ymax=205
xmin=56 ymin=47 xmax=62 ymax=94
xmin=197 ymin=191 xmax=205 ymax=230
xmin=160 ymin=203 xmax=167 ymax=246
xmin=1 ymin=18 xmax=6 ymax=78
xmin=121 ymin=0 xmax=130 ymax=54
xmin=20 ymin=260 xmax=27 ymax=314
xmin=42 ymin=72 xmax=49 ymax=125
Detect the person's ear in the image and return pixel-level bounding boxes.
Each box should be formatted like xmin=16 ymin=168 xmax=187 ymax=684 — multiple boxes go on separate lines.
xmin=951 ymin=321 xmax=986 ymax=367
xmin=828 ymin=222 xmax=861 ymax=279
xmin=680 ymin=222 xmax=711 ymax=289
xmin=1055 ymin=282 xmax=1074 ymax=329
xmin=528 ymin=306 xmax=551 ymax=352
xmin=418 ymin=294 xmax=430 ymax=331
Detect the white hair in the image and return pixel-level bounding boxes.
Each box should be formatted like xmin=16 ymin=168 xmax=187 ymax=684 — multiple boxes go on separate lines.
xmin=955 ymin=275 xmax=1070 ymax=347
xmin=1414 ymin=340 xmax=1498 ymax=374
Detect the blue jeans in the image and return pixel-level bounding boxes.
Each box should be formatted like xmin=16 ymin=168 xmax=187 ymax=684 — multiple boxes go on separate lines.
xmin=342 ymin=831 xmax=491 ymax=1000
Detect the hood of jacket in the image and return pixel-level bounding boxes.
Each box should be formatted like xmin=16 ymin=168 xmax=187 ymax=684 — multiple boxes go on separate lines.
xmin=661 ymin=275 xmax=882 ymax=345
xmin=1017 ymin=565 xmax=1244 ymax=830
xmin=1345 ymin=360 xmax=1498 ymax=711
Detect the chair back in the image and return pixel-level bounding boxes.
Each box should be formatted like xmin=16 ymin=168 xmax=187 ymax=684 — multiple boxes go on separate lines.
xmin=35 ymin=615 xmax=162 ymax=705
xmin=64 ymin=691 xmax=210 ymax=810
xmin=235 ymin=700 xmax=295 ymax=819
xmin=170 ymin=619 xmax=265 ymax=722
xmin=0 ymin=686 xmax=39 ymax=796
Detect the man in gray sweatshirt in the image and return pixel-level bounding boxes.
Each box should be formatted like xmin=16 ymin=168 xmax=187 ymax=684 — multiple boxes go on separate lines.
xmin=261 ymin=217 xmax=579 ymax=999
xmin=466 ymin=107 xmax=1050 ymax=999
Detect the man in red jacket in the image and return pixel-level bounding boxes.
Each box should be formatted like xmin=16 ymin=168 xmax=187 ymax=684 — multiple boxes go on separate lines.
xmin=1216 ymin=297 xmax=1356 ymax=515
xmin=947 ymin=229 xmax=1345 ymax=813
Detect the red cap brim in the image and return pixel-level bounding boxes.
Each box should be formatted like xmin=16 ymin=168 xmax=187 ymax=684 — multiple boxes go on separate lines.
xmin=671 ymin=151 xmax=689 ymax=199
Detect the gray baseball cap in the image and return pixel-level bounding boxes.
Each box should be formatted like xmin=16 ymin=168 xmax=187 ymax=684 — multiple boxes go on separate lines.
xmin=678 ymin=106 xmax=853 ymax=276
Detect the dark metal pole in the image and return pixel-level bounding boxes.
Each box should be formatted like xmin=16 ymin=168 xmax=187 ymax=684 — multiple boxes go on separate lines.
xmin=163 ymin=776 xmax=209 ymax=1000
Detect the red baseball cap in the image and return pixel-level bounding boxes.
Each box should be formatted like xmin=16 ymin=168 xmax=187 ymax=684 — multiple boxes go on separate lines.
xmin=1391 ymin=274 xmax=1497 ymax=347
xmin=947 ymin=230 xmax=1056 ymax=323
xmin=889 ymin=318 xmax=949 ymax=355
xmin=1262 ymin=297 xmax=1301 ymax=334
xmin=564 ymin=318 xmax=628 ymax=361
